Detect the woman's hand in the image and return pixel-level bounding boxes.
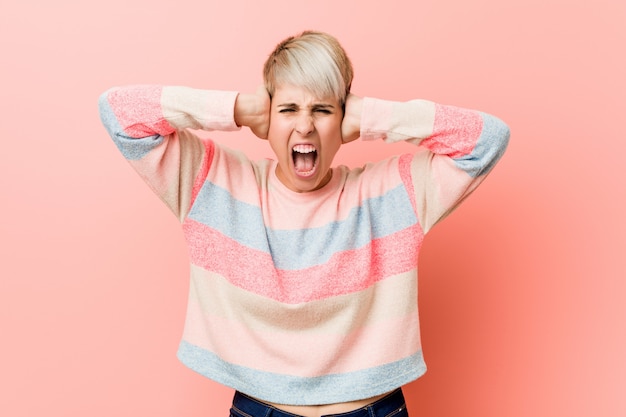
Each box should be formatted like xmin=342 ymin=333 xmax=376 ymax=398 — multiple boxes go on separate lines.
xmin=341 ymin=94 xmax=362 ymax=143
xmin=234 ymin=85 xmax=271 ymax=139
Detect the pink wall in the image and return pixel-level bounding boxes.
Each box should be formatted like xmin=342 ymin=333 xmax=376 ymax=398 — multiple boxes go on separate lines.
xmin=1 ymin=0 xmax=624 ymax=416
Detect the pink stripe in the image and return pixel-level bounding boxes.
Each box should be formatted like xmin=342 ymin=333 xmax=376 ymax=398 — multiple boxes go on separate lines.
xmin=182 ymin=219 xmax=424 ymax=304
xmin=422 ymin=104 xmax=483 ymax=158
xmin=183 ymin=298 xmax=421 ymax=377
xmin=398 ymin=153 xmax=418 ymax=214
xmin=190 ymin=139 xmax=214 ymax=206
xmin=107 ymin=85 xmax=175 ymax=137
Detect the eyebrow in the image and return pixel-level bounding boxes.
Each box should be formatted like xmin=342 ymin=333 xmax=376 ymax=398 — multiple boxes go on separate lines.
xmin=276 ymin=103 xmax=336 ymax=110
xmin=311 ymin=103 xmax=336 ymax=110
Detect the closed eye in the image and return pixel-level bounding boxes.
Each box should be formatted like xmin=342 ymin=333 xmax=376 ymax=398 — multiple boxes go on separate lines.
xmin=311 ymin=103 xmax=336 ymax=114
xmin=314 ymin=108 xmax=332 ymax=114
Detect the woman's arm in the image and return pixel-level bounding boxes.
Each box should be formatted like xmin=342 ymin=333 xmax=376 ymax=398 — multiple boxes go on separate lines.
xmin=98 ymin=85 xmax=244 ymax=220
xmin=99 ymin=85 xmax=241 ymax=142
xmin=344 ymin=95 xmax=510 ymax=233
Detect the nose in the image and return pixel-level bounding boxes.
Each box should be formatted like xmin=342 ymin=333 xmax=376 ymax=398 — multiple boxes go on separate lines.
xmin=294 ymin=114 xmax=314 ymax=136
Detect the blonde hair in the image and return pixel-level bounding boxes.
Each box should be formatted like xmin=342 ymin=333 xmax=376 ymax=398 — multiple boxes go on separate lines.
xmin=263 ymin=31 xmax=354 ymax=106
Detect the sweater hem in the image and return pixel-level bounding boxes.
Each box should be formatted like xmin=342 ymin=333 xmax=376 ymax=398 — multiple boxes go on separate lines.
xmin=176 ymin=340 xmax=426 ymax=406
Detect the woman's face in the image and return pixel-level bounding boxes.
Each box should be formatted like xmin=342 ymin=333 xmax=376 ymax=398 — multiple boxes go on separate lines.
xmin=268 ymin=84 xmax=343 ymax=193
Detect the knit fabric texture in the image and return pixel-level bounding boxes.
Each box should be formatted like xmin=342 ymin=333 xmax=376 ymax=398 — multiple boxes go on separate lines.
xmin=98 ymin=85 xmax=510 ymax=405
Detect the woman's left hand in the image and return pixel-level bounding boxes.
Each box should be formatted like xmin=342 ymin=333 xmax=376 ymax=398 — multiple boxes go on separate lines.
xmin=341 ymin=94 xmax=362 ymax=143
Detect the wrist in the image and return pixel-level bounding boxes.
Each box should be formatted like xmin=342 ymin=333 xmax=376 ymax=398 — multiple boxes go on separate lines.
xmin=341 ymin=95 xmax=363 ymax=143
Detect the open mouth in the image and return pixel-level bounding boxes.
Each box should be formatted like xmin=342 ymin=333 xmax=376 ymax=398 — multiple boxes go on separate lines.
xmin=292 ymin=144 xmax=318 ymax=176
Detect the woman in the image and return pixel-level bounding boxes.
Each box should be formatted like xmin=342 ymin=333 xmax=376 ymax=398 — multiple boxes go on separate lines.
xmin=99 ymin=30 xmax=509 ymax=417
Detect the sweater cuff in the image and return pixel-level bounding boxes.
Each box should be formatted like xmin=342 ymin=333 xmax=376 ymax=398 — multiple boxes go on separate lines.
xmin=360 ymin=97 xmax=394 ymax=142
xmin=162 ymin=87 xmax=241 ymax=132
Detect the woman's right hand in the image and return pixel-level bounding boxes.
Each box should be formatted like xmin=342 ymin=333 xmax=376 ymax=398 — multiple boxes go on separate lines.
xmin=234 ymin=85 xmax=271 ymax=139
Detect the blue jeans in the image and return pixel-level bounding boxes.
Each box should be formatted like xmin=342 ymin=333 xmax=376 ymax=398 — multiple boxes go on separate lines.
xmin=229 ymin=388 xmax=409 ymax=417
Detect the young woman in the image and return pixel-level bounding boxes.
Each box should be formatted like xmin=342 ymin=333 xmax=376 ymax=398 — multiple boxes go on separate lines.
xmin=99 ymin=30 xmax=510 ymax=417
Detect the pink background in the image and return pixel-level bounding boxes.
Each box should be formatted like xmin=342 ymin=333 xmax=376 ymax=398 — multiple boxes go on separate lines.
xmin=1 ymin=0 xmax=625 ymax=416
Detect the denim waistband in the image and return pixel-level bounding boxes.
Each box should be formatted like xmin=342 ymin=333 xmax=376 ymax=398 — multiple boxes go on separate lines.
xmin=231 ymin=388 xmax=406 ymax=417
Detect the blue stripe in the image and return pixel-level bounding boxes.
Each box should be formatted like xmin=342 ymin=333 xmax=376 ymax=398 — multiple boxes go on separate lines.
xmin=177 ymin=340 xmax=426 ymax=405
xmin=187 ymin=182 xmax=418 ymax=270
xmin=453 ymin=112 xmax=510 ymax=177
xmin=98 ymin=92 xmax=164 ymax=161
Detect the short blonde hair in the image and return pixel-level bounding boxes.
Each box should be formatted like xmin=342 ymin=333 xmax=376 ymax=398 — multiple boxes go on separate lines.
xmin=263 ymin=31 xmax=354 ymax=106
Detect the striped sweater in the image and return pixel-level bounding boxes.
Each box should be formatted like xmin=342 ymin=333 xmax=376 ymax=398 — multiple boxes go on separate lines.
xmin=98 ymin=85 xmax=509 ymax=405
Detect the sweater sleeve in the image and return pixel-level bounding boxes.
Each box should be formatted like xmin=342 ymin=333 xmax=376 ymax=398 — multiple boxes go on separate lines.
xmin=360 ymin=97 xmax=510 ymax=233
xmin=98 ymin=85 xmax=240 ymax=221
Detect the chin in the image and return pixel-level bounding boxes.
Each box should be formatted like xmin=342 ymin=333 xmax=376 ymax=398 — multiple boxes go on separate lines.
xmin=294 ymin=170 xmax=331 ymax=192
